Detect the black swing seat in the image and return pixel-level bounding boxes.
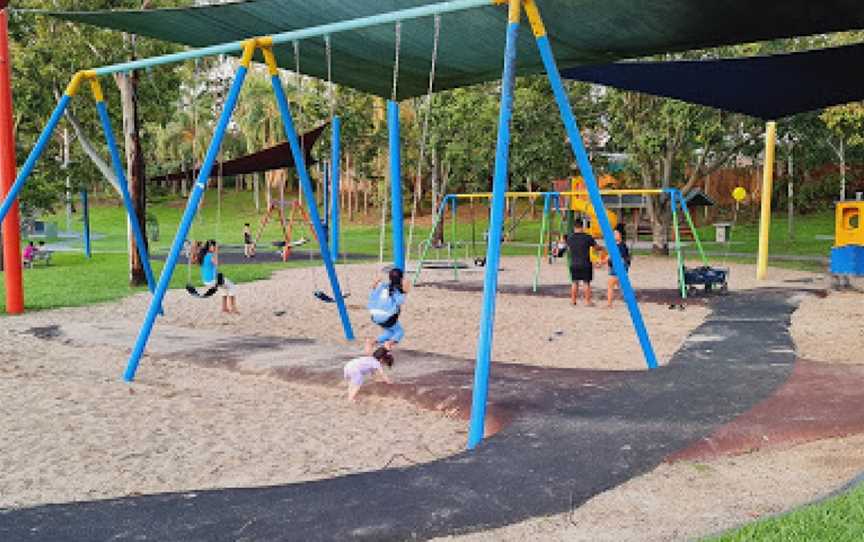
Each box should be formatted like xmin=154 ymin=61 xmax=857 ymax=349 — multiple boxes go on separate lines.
xmin=422 ymin=260 xmax=469 ymax=269
xmin=273 ymin=238 xmax=309 ymax=248
xmin=186 ymin=273 xmax=225 ymax=299
xmin=313 ymin=290 xmax=350 ymax=303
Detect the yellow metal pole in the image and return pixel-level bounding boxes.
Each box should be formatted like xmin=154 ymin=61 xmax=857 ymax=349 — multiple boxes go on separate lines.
xmin=756 ymin=121 xmax=777 ymax=280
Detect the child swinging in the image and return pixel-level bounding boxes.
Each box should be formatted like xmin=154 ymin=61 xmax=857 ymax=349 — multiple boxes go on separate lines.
xmin=367 ymin=268 xmax=410 ymax=349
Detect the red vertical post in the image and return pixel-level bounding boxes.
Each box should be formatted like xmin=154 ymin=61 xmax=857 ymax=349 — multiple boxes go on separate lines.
xmin=0 ymin=8 xmax=24 ymax=314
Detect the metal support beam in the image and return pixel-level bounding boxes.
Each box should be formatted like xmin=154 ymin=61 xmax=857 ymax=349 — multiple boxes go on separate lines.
xmin=388 ymin=101 xmax=405 ymax=270
xmin=670 ymin=190 xmax=686 ymax=299
xmin=533 ymin=193 xmax=551 ymax=292
xmin=467 ymin=0 xmax=522 ymax=451
xmin=123 ymin=46 xmax=253 ymax=382
xmin=0 ymin=10 xmax=22 ymax=313
xmin=525 ymin=0 xmax=658 ymax=372
xmin=94 ymin=92 xmax=158 ymax=294
xmin=263 ymin=46 xmax=355 ymax=341
xmin=330 ymin=117 xmax=341 ymax=261
xmin=756 ymin=121 xmax=777 ymax=280
xmin=81 ymin=188 xmax=91 ymax=258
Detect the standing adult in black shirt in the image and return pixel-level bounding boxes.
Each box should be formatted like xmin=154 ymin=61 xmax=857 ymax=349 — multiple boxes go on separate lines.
xmin=565 ymin=222 xmax=602 ymax=306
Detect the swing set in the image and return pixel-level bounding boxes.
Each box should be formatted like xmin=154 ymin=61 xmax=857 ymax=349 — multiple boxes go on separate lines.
xmin=0 ymin=0 xmax=676 ymax=451
xmin=253 ymin=199 xmax=315 ymax=260
xmin=414 ymin=188 xmax=720 ymax=299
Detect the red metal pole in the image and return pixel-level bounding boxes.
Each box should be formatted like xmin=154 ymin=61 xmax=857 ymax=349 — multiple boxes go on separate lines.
xmin=0 ymin=8 xmax=24 ymax=314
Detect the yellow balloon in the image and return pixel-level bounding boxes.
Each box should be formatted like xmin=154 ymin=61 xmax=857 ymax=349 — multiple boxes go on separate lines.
xmin=732 ymin=187 xmax=747 ymax=202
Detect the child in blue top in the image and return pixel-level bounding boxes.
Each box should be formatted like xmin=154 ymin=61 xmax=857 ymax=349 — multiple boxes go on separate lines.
xmin=198 ymin=239 xmax=238 ymax=313
xmin=367 ymin=268 xmax=409 ymax=349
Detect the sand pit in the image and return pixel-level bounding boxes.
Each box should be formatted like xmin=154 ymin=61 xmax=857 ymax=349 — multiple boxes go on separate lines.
xmin=0 ymin=255 xmax=722 ymax=510
xmin=0 ymin=321 xmax=464 ymax=509
xmin=48 ymin=256 xmax=751 ymax=372
xmin=441 ymin=433 xmax=864 ymax=542
xmin=792 ymin=290 xmax=864 ymax=365
xmin=0 ymin=254 xmax=838 ymax=532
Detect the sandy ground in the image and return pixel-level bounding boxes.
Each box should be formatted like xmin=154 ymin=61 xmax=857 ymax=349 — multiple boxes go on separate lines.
xmin=792 ymin=290 xmax=864 ymax=365
xmin=31 ymin=255 xmax=732 ymax=373
xmin=442 ymin=433 xmax=864 ymax=542
xmin=3 ymin=253 xmax=854 ymax=541
xmin=0 ymin=324 xmax=464 ymax=509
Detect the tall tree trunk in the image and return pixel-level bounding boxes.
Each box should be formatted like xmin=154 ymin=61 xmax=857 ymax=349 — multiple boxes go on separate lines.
xmin=116 ymin=68 xmax=147 ymax=287
xmin=253 ymin=172 xmax=260 ymax=213
xmin=266 ymin=171 xmax=273 ymax=209
xmin=642 ymin=165 xmax=668 ymax=255
xmin=647 ymin=198 xmax=669 ymax=255
xmin=703 ymin=173 xmax=711 ymax=222
xmin=840 ymin=138 xmax=847 ymax=201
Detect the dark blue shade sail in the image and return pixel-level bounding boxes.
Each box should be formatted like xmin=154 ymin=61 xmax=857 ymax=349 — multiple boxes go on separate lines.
xmin=562 ymin=42 xmax=864 ymax=120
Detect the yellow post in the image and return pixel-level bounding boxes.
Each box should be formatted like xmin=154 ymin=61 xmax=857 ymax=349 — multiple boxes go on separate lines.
xmin=756 ymin=121 xmax=777 ymax=280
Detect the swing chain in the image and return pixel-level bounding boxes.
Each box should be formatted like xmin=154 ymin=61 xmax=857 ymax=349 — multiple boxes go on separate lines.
xmin=293 ymin=40 xmax=304 ymax=128
xmin=405 ymin=15 xmax=441 ymax=267
xmin=391 ymin=21 xmax=401 ymax=102
xmin=325 ymin=34 xmax=335 ymax=119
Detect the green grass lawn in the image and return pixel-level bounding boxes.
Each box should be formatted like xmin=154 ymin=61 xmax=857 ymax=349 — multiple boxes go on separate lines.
xmin=707 ymin=482 xmax=864 ymax=541
xmin=0 ymin=251 xmax=303 ymax=313
xmin=44 ymin=189 xmax=556 ymax=259
xmin=49 ymin=189 xmax=838 ymax=258
xmin=695 ymin=212 xmax=835 ymax=259
xmin=2 ymin=191 xmax=837 ymax=313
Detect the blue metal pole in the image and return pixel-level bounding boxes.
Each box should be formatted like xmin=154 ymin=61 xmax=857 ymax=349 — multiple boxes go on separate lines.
xmin=388 ymin=101 xmax=405 ymax=271
xmin=529 ymin=13 xmax=658 ymax=370
xmin=81 ymin=189 xmax=91 ymax=259
xmin=330 ymin=116 xmax=341 ymax=262
xmin=95 ymin=100 xmax=158 ymax=294
xmin=123 ymin=63 xmax=250 ymax=382
xmin=0 ymin=96 xmax=69 ymax=224
xmin=467 ymin=2 xmax=521 ymax=451
xmin=270 ymin=73 xmax=355 ymax=341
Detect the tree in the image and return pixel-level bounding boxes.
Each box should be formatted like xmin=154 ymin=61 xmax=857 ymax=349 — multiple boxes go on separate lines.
xmin=10 ymin=0 xmax=184 ymax=285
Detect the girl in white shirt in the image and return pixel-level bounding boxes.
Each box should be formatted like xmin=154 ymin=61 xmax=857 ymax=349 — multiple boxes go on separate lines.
xmin=343 ymin=340 xmax=394 ymax=402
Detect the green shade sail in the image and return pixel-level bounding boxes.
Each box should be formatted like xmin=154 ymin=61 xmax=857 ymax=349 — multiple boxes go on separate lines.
xmin=38 ymin=0 xmax=864 ymax=99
